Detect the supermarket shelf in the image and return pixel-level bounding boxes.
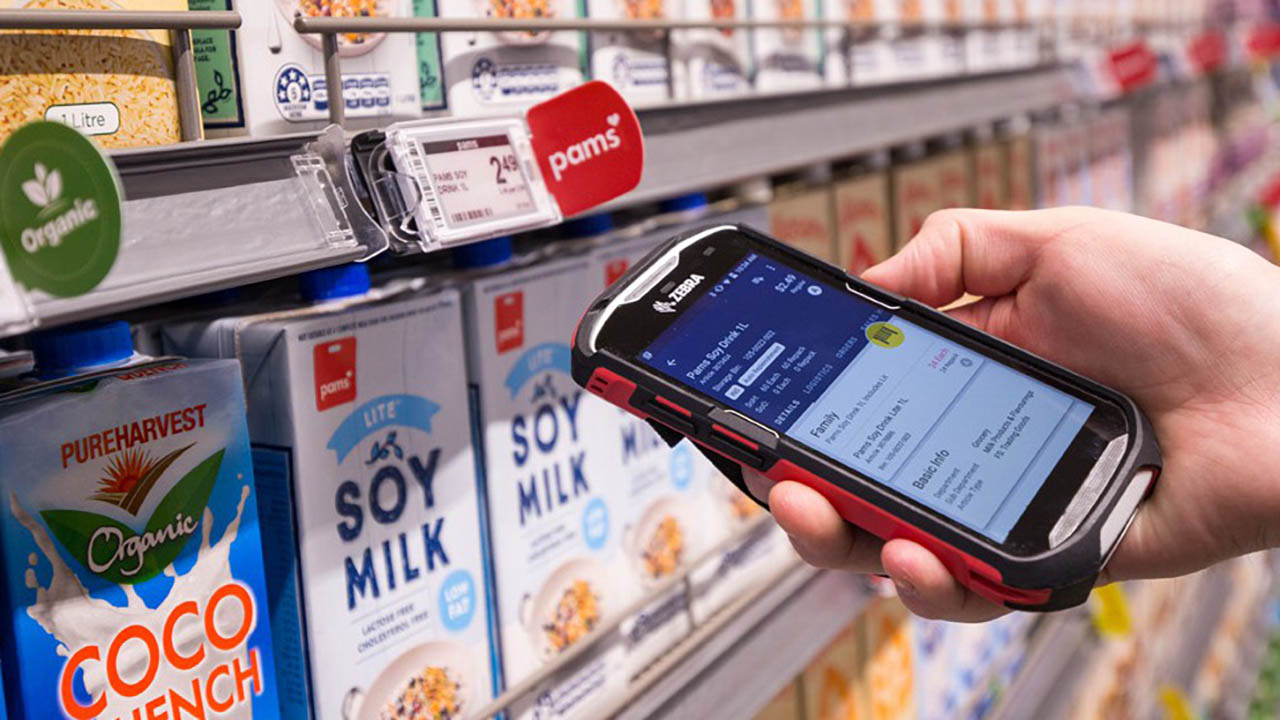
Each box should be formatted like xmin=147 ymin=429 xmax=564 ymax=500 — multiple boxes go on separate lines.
xmin=617 ymin=66 xmax=1076 ymax=208
xmin=614 ymin=567 xmax=869 ymax=720
xmin=990 ymin=610 xmax=1094 ymax=720
xmin=0 ymin=68 xmax=1075 ymax=337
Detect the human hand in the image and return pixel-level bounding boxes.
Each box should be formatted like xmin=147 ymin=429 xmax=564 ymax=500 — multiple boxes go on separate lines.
xmin=748 ymin=207 xmax=1280 ymax=620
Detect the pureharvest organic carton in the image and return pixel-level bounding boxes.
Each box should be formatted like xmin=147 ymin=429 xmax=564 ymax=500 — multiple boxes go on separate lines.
xmin=0 ymin=323 xmax=279 ymax=718
xmin=163 ymin=267 xmax=495 ymax=720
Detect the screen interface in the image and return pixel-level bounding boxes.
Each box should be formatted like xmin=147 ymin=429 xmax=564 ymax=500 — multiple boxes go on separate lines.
xmin=639 ymin=252 xmax=1095 ymax=541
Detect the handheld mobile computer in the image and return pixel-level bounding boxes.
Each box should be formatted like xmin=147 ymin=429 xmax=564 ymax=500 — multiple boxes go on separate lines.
xmin=571 ymin=224 xmax=1161 ymax=610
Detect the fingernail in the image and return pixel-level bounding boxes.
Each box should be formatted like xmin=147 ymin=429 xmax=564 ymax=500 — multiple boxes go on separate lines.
xmin=894 ymin=578 xmax=918 ymax=599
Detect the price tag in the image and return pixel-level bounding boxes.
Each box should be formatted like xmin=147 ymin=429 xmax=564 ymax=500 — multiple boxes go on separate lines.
xmin=384 ymin=117 xmax=561 ymax=250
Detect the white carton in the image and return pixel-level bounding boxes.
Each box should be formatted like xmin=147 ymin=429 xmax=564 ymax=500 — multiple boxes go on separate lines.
xmin=674 ymin=0 xmax=753 ymax=100
xmin=751 ymin=0 xmax=825 ymax=92
xmin=846 ymin=0 xmax=898 ymax=85
xmin=687 ymin=505 xmax=796 ymax=625
xmin=438 ymin=0 xmax=586 ymax=116
xmin=464 ymin=252 xmax=629 ymax=717
xmin=587 ymin=0 xmax=675 ymax=106
xmin=164 ymin=283 xmax=496 ymax=720
xmin=213 ymin=0 xmax=425 ymax=136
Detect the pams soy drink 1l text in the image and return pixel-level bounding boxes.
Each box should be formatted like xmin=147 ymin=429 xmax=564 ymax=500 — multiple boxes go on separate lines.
xmin=162 ymin=265 xmax=497 ymax=720
xmin=0 ymin=322 xmax=279 ymax=719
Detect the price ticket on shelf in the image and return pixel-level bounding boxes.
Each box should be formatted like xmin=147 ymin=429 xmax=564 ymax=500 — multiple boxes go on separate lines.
xmin=380 ymin=81 xmax=645 ymax=251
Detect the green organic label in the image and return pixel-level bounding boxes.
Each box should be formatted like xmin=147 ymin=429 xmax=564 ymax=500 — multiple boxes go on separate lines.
xmin=188 ymin=0 xmax=243 ymax=126
xmin=0 ymin=121 xmax=121 ymax=298
xmin=41 ymin=448 xmax=224 ymax=585
xmin=414 ymin=0 xmax=446 ymax=110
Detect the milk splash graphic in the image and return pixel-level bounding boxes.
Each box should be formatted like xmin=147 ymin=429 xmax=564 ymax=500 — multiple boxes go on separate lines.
xmin=15 ymin=484 xmax=259 ymax=719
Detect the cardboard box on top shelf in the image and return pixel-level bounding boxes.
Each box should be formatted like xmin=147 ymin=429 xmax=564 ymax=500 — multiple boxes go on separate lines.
xmin=801 ymin=622 xmax=869 ymax=720
xmin=770 ymin=171 xmax=838 ymax=263
xmin=208 ymin=0 xmax=424 ymax=137
xmin=833 ymin=153 xmax=894 ymax=275
xmin=757 ymin=679 xmax=806 ymax=720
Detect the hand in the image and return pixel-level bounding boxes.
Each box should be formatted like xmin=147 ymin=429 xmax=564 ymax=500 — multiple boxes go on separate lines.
xmin=749 ymin=207 xmax=1280 ymax=621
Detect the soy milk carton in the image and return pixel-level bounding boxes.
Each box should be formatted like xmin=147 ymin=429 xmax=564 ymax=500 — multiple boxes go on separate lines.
xmin=163 ymin=267 xmax=495 ymax=720
xmin=0 ymin=322 xmax=279 ymax=718
xmin=464 ymin=251 xmax=629 ymax=715
xmin=437 ymin=0 xmax=586 ymax=115
xmin=212 ymin=0 xmax=425 ymax=136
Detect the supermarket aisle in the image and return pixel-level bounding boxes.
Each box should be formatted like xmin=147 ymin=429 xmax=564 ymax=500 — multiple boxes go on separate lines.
xmin=0 ymin=0 xmax=1279 ymax=718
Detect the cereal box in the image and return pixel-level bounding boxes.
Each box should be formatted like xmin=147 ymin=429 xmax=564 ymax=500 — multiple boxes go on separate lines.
xmin=769 ymin=184 xmax=837 ymax=263
xmin=674 ymin=0 xmax=753 ymax=100
xmin=0 ymin=328 xmax=280 ymax=718
xmin=0 ymin=0 xmax=189 ymax=148
xmin=751 ymin=0 xmax=825 ymax=92
xmin=463 ymin=251 xmax=628 ymax=715
xmin=218 ymin=0 xmax=425 ymax=137
xmin=164 ymin=273 xmax=495 ymax=720
xmin=438 ymin=0 xmax=586 ymax=115
xmin=587 ymin=0 xmax=674 ymax=106
xmin=833 ymin=166 xmax=892 ymax=274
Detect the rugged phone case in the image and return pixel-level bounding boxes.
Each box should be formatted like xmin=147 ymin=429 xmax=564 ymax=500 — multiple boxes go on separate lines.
xmin=571 ymin=224 xmax=1162 ymax=611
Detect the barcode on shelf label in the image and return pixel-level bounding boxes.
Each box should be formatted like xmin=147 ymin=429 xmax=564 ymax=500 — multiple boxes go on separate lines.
xmin=451 ymin=208 xmax=494 ymax=224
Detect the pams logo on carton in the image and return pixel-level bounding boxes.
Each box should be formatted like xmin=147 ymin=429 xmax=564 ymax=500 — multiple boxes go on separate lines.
xmin=495 ymin=291 xmax=524 ymax=354
xmin=315 ymin=337 xmax=358 ymax=411
xmin=604 ymin=259 xmax=630 ymax=286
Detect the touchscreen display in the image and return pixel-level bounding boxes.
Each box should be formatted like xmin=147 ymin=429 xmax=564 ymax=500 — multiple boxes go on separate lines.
xmin=638 ymin=252 xmax=1094 ymax=541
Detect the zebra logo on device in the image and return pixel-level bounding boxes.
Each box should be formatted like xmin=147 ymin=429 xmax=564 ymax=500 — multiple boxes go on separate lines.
xmin=653 ymin=273 xmax=704 ymax=313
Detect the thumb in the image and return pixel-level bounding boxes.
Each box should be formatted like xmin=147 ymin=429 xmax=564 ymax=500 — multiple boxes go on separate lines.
xmin=861 ymin=208 xmax=1074 ymax=307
